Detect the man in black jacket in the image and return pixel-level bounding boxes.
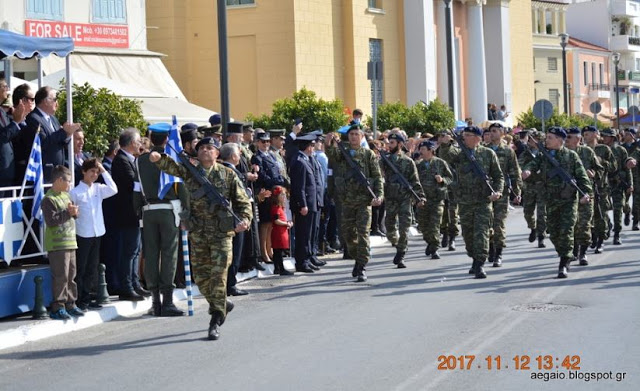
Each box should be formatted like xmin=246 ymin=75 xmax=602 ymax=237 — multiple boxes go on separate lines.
xmin=284 ymin=118 xmax=304 ymax=170
xmin=0 ymin=81 xmax=30 ymax=189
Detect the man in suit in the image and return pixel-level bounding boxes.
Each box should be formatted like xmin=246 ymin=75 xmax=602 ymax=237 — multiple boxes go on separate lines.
xmin=0 ymin=80 xmax=30 ymax=189
xmin=73 ymin=129 xmax=92 ymax=186
xmin=308 ymin=131 xmax=326 ymax=267
xmin=19 ymin=86 xmax=80 ymax=182
xmin=289 ymin=133 xmax=320 ymax=273
xmin=111 ymin=127 xmax=148 ymax=301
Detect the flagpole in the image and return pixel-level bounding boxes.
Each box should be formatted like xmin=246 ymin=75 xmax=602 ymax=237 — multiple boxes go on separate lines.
xmin=181 ymin=229 xmax=194 ymax=316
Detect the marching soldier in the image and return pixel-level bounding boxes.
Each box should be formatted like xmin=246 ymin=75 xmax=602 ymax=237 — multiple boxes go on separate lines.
xmin=447 ymin=126 xmax=504 ymax=279
xmin=149 ymin=137 xmax=252 ymax=340
xmin=621 ymin=128 xmax=637 ymax=226
xmin=486 ymin=123 xmax=522 ymax=267
xmin=381 ymin=133 xmax=425 ymax=268
xmin=436 ymin=130 xmax=460 ymax=251
xmin=325 ymin=124 xmax=383 ymax=282
xmin=626 ymin=142 xmax=640 ymax=230
xmin=416 ymin=140 xmax=453 ymax=259
xmin=522 ymin=127 xmax=592 ymax=278
xmin=518 ymin=130 xmax=547 ymax=248
xmin=601 ymin=128 xmax=633 ymax=245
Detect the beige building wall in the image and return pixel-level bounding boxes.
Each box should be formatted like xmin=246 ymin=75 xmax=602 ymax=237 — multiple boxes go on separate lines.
xmin=509 ymin=0 xmax=535 ymax=118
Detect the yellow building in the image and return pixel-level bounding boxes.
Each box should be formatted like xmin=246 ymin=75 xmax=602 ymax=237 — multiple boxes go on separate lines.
xmin=510 ymin=0 xmax=536 ymax=118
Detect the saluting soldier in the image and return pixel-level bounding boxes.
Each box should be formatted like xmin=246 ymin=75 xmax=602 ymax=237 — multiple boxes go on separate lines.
xmin=447 ymin=126 xmax=503 ymax=279
xmin=436 ymin=129 xmax=460 ymax=251
xmin=325 ymin=124 xmax=383 ymax=282
xmin=486 ymin=123 xmax=522 ymax=267
xmin=381 ymin=133 xmax=425 ymax=268
xmin=522 ymin=127 xmax=592 ymax=278
xmin=416 ymin=140 xmax=453 ymax=259
xmin=518 ymin=129 xmax=547 ymax=248
xmin=565 ymin=127 xmax=599 ymax=266
xmin=149 ymin=137 xmax=252 ymax=341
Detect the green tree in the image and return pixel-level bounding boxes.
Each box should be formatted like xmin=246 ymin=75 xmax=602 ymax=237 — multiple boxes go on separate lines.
xmin=56 ymin=82 xmax=147 ymax=156
xmin=408 ymin=98 xmax=455 ymax=136
xmin=516 ymin=108 xmax=606 ymax=131
xmin=365 ymin=101 xmax=411 ymax=131
xmin=246 ymin=87 xmax=349 ymax=133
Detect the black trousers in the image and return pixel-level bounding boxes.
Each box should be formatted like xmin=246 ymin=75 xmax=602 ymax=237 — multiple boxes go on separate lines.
xmin=227 ymin=231 xmax=245 ymax=290
xmin=294 ymin=211 xmax=316 ymax=266
xmin=75 ymin=236 xmax=101 ymax=306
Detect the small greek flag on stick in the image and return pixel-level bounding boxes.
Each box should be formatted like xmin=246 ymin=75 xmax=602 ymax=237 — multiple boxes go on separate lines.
xmin=24 ymin=132 xmax=44 ymax=222
xmin=158 ymin=115 xmax=183 ymax=199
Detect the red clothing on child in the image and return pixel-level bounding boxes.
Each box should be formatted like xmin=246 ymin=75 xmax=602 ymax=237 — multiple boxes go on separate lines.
xmin=271 ymin=204 xmax=289 ymax=249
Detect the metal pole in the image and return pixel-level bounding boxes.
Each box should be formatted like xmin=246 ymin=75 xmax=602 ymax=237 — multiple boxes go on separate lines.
xmin=562 ymin=45 xmax=568 ymax=114
xmin=217 ymin=0 xmax=230 ymax=139
xmin=444 ymin=0 xmax=455 ymax=111
xmin=37 ymin=57 xmax=43 ymax=89
xmin=4 ymin=59 xmax=12 ymax=89
xmin=66 ymin=55 xmax=74 ymax=186
xmin=615 ymin=63 xmax=620 ymax=129
xmin=373 ymin=63 xmax=378 ymax=140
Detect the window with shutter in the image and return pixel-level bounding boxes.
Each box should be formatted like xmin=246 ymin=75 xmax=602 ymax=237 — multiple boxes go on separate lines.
xmin=92 ymin=0 xmax=127 ymax=24
xmin=26 ymin=0 xmax=64 ymax=21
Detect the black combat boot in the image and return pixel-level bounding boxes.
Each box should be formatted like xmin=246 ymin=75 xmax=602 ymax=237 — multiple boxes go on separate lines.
xmin=468 ymin=259 xmax=476 ymax=275
xmin=208 ymin=312 xmax=223 ymax=340
xmin=393 ymin=250 xmax=407 ymax=269
xmin=594 ymin=237 xmax=604 ymax=254
xmin=226 ymin=299 xmax=234 ymax=315
xmin=431 ymin=247 xmax=441 ymax=260
xmin=578 ymin=245 xmax=588 ymax=266
xmin=441 ymin=233 xmax=449 ymax=248
xmin=354 ymin=264 xmax=367 ymax=282
xmin=528 ymin=228 xmax=536 ymax=243
xmin=473 ymin=259 xmax=487 ymax=279
xmin=425 ymin=245 xmax=432 ymax=256
xmin=147 ymin=290 xmax=161 ymax=316
xmin=558 ymin=257 xmax=569 ymax=278
xmin=624 ymin=212 xmax=630 ymax=226
xmin=448 ymin=236 xmax=456 ymax=251
xmin=488 ymin=243 xmax=495 ymax=264
xmin=493 ymin=247 xmax=503 ymax=267
xmin=538 ymin=235 xmax=546 ymax=248
xmin=613 ymin=233 xmax=621 ymax=245
xmin=161 ymin=290 xmax=185 ymax=317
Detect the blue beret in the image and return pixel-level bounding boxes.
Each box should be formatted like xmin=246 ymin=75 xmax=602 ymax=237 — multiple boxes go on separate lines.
xmin=181 ymin=123 xmax=198 ymax=132
xmin=582 ymin=125 xmax=599 ymax=134
xmin=548 ymin=126 xmax=567 ymax=139
xmin=148 ymin=122 xmax=172 ymax=134
xmin=601 ymin=128 xmax=617 ymax=137
xmin=625 ymin=128 xmax=637 ymax=135
xmin=463 ymin=126 xmax=482 ymax=136
xmin=388 ymin=133 xmax=406 ymax=143
xmin=566 ymin=127 xmax=581 ymax=135
xmin=419 ymin=140 xmax=437 ymax=150
xmin=209 ymin=114 xmax=221 ymax=126
xmin=195 ymin=137 xmax=220 ymax=150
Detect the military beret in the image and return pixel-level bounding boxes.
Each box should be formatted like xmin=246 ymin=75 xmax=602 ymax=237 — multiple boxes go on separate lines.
xmin=199 ymin=125 xmax=222 ymax=137
xmin=268 ymin=129 xmax=286 ymax=137
xmin=388 ymin=133 xmax=406 ymax=143
xmin=418 ymin=140 xmax=437 ymax=150
xmin=548 ymin=126 xmax=567 ymax=139
xmin=347 ymin=123 xmax=364 ymax=134
xmin=601 ymin=128 xmax=617 ymax=137
xmin=582 ymin=125 xmax=599 ymax=134
xmin=625 ymin=128 xmax=637 ymax=135
xmin=255 ymin=131 xmax=270 ymax=141
xmin=181 ymin=123 xmax=198 ymax=132
xmin=463 ymin=126 xmax=482 ymax=136
xmin=180 ymin=129 xmax=198 ymax=144
xmin=209 ymin=114 xmax=221 ymax=126
xmin=566 ymin=127 xmax=581 ymax=135
xmin=148 ymin=122 xmax=172 ymax=134
xmin=195 ymin=137 xmax=220 ymax=150
xmin=488 ymin=122 xmax=504 ymax=130
xmin=227 ymin=121 xmax=244 ymax=134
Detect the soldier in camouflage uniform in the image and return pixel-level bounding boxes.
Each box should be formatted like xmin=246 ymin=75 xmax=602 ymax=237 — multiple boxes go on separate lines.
xmin=522 ymin=127 xmax=592 ymax=278
xmin=565 ymin=127 xmax=599 ymax=265
xmin=150 ymin=137 xmax=252 ymax=341
xmin=518 ymin=130 xmax=547 ymax=248
xmin=626 ymin=142 xmax=640 ymax=230
xmin=486 ymin=123 xmax=522 ymax=267
xmin=447 ymin=126 xmax=504 ymax=279
xmin=600 ymin=128 xmax=633 ymax=245
xmin=416 ymin=140 xmax=453 ymax=259
xmin=436 ymin=130 xmax=460 ymax=250
xmin=325 ymin=125 xmax=384 ymax=282
xmin=621 ymin=128 xmax=637 ymax=227
xmin=582 ymin=126 xmax=616 ymax=253
xmin=380 ymin=133 xmax=425 ymax=268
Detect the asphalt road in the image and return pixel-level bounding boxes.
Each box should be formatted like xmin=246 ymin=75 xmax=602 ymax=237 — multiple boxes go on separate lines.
xmin=1 ymin=208 xmax=638 ymax=391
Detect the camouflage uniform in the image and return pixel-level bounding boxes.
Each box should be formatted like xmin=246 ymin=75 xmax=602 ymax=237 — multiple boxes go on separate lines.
xmin=622 ymin=141 xmax=638 ymax=226
xmin=326 ymin=143 xmax=383 ymax=270
xmin=436 ymin=141 xmax=460 ymax=246
xmin=588 ymin=144 xmax=616 ymax=245
xmin=568 ymin=145 xmax=598 ymax=249
xmin=518 ymin=145 xmax=547 ymax=243
xmin=382 ymin=151 xmax=424 ymax=253
xmin=629 ymin=146 xmax=640 ymax=228
xmin=416 ymin=157 xmax=453 ymax=253
xmin=155 ymin=155 xmax=252 ymax=318
xmin=607 ymin=142 xmax=633 ymax=238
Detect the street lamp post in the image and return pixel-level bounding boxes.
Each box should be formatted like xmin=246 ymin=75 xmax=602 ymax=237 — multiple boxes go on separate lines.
xmin=613 ymin=52 xmax=621 ymax=128
xmin=559 ymin=33 xmax=569 ymax=114
xmin=443 ymin=0 xmax=455 ymax=111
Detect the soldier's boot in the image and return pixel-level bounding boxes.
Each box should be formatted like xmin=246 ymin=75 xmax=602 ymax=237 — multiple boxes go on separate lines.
xmin=147 ymin=290 xmax=161 ymax=316
xmin=473 ymin=259 xmax=487 ymax=279
xmin=468 ymin=259 xmax=476 ymax=275
xmin=161 ymin=290 xmax=184 ymax=317
xmin=606 ymin=224 xmax=612 ymax=240
xmin=624 ymin=212 xmax=631 ymax=226
xmin=528 ymin=228 xmax=536 ymax=243
xmin=354 ymin=264 xmax=367 ymax=282
xmin=425 ymin=245 xmax=433 ymax=256
xmin=352 ymin=263 xmax=358 ymax=278
xmin=493 ymin=247 xmax=503 ymax=267
xmin=488 ymin=243 xmax=495 ymax=264
xmin=537 ymin=235 xmax=546 ymax=248
xmin=431 ymin=247 xmax=441 ymax=260
xmin=207 ymin=311 xmax=224 ymax=341
xmin=557 ymin=257 xmax=570 ymax=279
xmin=595 ymin=237 xmax=604 ymax=254
xmin=226 ymin=299 xmax=234 ymax=315
xmin=633 ymin=220 xmax=640 ymax=231
xmin=579 ymin=245 xmax=589 ymax=266
xmin=590 ymin=233 xmax=597 ymax=249
xmin=393 ymin=250 xmax=407 ymax=269
xmin=440 ymin=233 xmax=449 ymax=248
xmin=613 ymin=232 xmax=622 ymax=245
xmin=448 ymin=236 xmax=456 ymax=251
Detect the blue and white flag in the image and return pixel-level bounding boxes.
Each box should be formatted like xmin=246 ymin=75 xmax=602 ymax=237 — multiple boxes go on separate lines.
xmin=158 ymin=115 xmax=184 ymax=199
xmin=24 ymin=133 xmax=44 ymax=222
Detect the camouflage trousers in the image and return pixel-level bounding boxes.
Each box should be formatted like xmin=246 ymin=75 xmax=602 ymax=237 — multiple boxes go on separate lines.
xmin=385 ymin=198 xmax=413 ymax=252
xmin=611 ymin=187 xmax=628 ymax=234
xmin=459 ymin=201 xmax=492 ymax=261
xmin=417 ymin=200 xmax=444 ymax=248
xmin=633 ymin=190 xmax=640 ymax=223
xmin=573 ymin=199 xmax=593 ymax=246
xmin=440 ymin=192 xmax=459 ymax=237
xmin=592 ymin=189 xmax=611 ymax=238
xmin=341 ymin=202 xmax=372 ymax=267
xmin=522 ymin=183 xmax=546 ymax=236
xmin=190 ymin=230 xmax=232 ymax=317
xmin=547 ymin=199 xmax=577 ymax=258
xmin=491 ymin=196 xmax=510 ymax=248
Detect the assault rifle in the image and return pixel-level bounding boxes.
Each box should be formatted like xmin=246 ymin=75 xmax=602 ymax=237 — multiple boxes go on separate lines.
xmin=454 ymin=132 xmax=496 ymax=194
xmin=536 ymin=141 xmax=588 ymax=199
xmin=336 ymin=141 xmax=377 ymax=199
xmin=376 ymin=148 xmax=423 ymax=203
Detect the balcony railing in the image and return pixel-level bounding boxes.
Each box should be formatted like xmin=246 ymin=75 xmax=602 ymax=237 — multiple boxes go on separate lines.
xmin=630 ymin=36 xmax=640 ymax=46
xmin=589 ymin=83 xmax=611 ymax=91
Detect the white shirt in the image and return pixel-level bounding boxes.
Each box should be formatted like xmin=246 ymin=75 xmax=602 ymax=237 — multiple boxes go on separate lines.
xmin=70 ymin=172 xmax=118 ymax=238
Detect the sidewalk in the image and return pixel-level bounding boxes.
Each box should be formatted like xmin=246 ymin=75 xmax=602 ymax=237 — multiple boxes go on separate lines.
xmin=0 ymin=229 xmax=411 ymax=351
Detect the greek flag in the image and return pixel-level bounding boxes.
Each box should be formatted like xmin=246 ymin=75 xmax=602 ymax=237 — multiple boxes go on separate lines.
xmin=158 ymin=115 xmax=183 ymax=199
xmin=24 ymin=133 xmax=44 ymax=222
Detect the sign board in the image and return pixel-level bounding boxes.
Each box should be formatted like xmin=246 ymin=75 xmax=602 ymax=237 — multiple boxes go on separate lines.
xmin=589 ymin=101 xmax=602 ymax=115
xmin=367 ymin=61 xmax=383 ymax=81
xmin=532 ymin=99 xmax=554 ymax=121
xmin=25 ymin=20 xmax=129 ymax=48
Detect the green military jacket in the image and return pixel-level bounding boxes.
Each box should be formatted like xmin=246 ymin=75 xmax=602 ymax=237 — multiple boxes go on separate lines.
xmin=380 ymin=151 xmax=424 ymax=202
xmin=518 ymin=146 xmax=543 ymax=184
xmin=326 ymin=143 xmax=384 ymax=205
xmin=489 ymin=141 xmax=522 ymax=197
xmin=448 ymin=144 xmax=504 ymax=203
xmin=155 ymin=155 xmax=252 ymax=238
xmin=568 ymin=145 xmax=600 ymax=197
xmin=608 ymin=143 xmax=633 ymax=190
xmin=523 ymin=146 xmax=592 ymax=201
xmin=588 ymin=143 xmax=616 ymax=190
xmin=416 ymin=156 xmax=453 ymax=201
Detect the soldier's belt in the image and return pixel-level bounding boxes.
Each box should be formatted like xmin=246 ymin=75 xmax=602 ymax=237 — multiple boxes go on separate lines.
xmin=142 ymin=203 xmax=174 ymax=212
